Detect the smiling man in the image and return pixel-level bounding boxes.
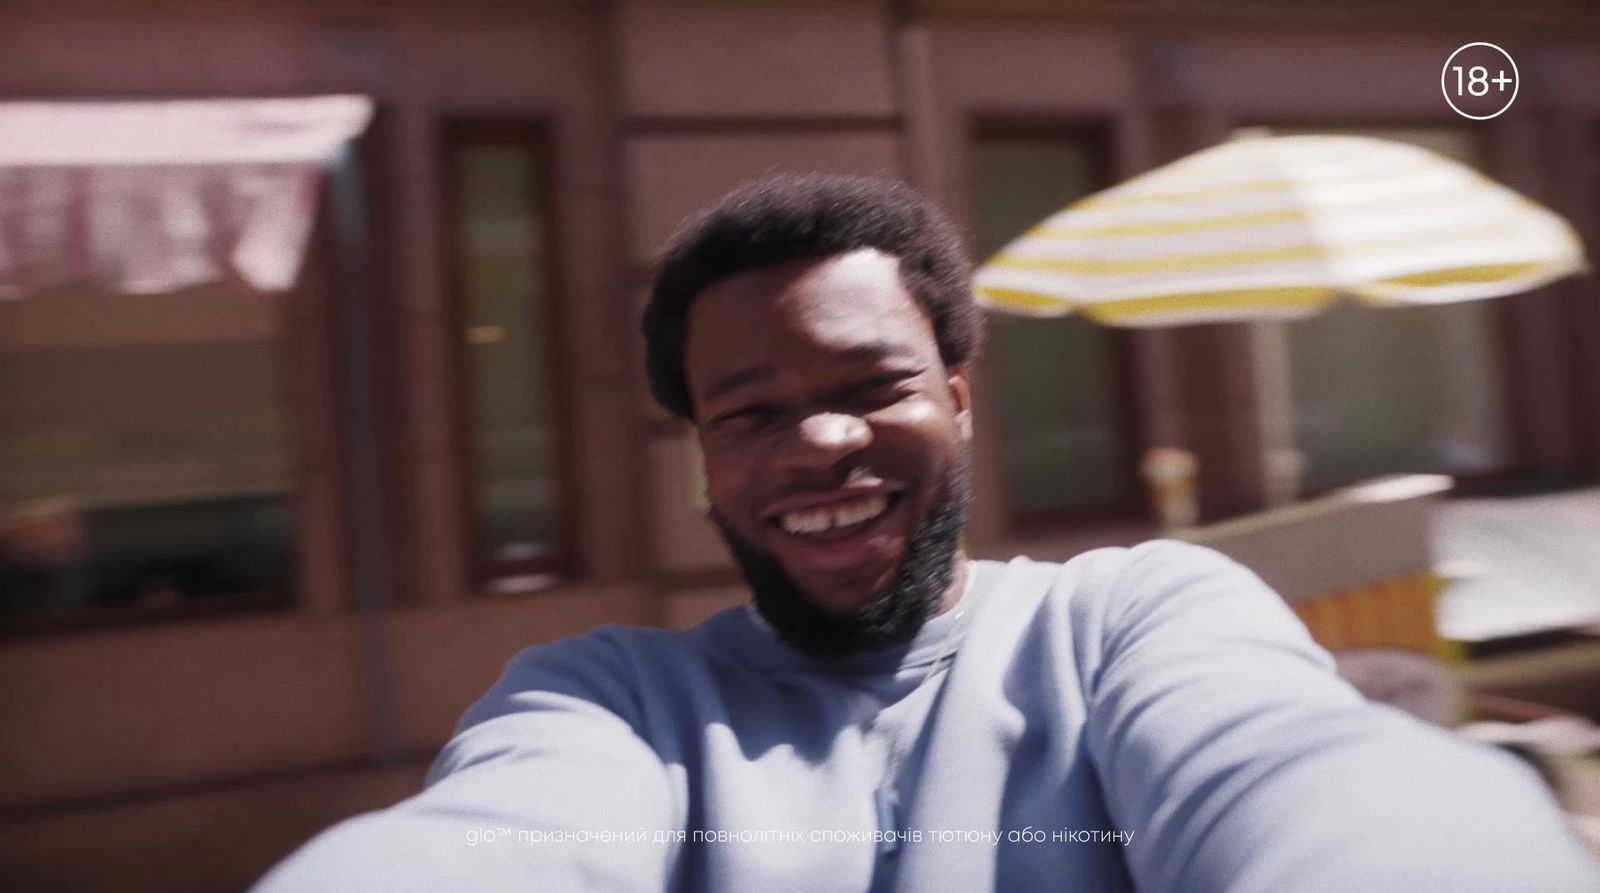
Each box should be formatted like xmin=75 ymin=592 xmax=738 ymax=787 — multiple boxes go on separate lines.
xmin=255 ymin=175 xmax=1598 ymax=893
xmin=677 ymin=247 xmax=974 ymax=658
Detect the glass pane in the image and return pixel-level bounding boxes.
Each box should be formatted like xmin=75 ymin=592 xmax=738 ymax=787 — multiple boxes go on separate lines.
xmin=451 ymin=138 xmax=563 ymax=568
xmin=971 ymin=137 xmax=1125 ymax=514
xmin=1258 ymin=127 xmax=1512 ymax=491
xmin=0 ymin=285 xmax=292 ymax=622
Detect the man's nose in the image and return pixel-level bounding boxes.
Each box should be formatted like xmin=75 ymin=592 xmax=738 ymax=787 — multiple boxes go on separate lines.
xmin=777 ymin=412 xmax=872 ymax=473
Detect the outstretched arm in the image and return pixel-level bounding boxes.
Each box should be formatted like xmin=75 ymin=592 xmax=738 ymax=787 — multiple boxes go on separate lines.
xmin=253 ymin=636 xmax=681 ymax=892
xmin=1081 ymin=541 xmax=1598 ymax=893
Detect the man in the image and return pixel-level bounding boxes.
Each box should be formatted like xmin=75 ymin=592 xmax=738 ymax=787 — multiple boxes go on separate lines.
xmin=256 ymin=174 xmax=1598 ymax=892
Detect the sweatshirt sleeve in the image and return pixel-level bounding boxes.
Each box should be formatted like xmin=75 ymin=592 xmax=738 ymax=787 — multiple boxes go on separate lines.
xmin=251 ymin=633 xmax=681 ymax=893
xmin=1079 ymin=540 xmax=1599 ymax=893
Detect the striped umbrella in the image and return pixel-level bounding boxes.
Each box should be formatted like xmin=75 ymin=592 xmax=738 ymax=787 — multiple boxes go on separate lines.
xmin=974 ymin=134 xmax=1588 ymax=326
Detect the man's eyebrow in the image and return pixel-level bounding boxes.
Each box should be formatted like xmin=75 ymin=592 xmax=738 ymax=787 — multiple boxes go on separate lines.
xmin=702 ymin=366 xmax=773 ymax=402
xmin=837 ymin=340 xmax=920 ymax=365
xmin=701 ymin=341 xmax=921 ymax=403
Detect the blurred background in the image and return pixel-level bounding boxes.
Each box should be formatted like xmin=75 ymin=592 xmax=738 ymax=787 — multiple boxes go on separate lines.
xmin=1 ymin=1 xmax=1597 ymax=890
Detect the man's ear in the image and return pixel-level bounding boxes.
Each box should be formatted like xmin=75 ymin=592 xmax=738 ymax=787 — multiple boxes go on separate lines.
xmin=948 ymin=364 xmax=973 ymax=443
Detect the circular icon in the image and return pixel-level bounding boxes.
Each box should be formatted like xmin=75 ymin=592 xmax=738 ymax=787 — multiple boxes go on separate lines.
xmin=1442 ymin=43 xmax=1518 ymax=120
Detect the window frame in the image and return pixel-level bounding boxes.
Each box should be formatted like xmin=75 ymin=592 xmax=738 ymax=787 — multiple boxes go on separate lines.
xmin=965 ymin=116 xmax=1149 ymax=533
xmin=0 ymin=207 xmax=346 ymax=638
xmin=438 ymin=117 xmax=579 ymax=589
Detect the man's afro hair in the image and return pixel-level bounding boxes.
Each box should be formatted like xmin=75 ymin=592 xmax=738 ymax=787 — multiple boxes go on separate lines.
xmin=642 ymin=173 xmax=981 ymax=420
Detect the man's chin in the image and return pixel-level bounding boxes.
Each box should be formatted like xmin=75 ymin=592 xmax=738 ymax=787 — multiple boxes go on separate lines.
xmin=707 ymin=456 xmax=971 ymax=659
xmin=781 ymin=560 xmax=899 ymax=616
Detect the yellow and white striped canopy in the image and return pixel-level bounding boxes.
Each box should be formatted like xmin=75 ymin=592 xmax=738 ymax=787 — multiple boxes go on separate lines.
xmin=974 ymin=134 xmax=1588 ymax=326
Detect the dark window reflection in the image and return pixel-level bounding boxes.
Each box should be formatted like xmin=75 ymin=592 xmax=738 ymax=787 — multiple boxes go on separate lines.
xmin=0 ymin=288 xmax=293 ymax=628
xmin=971 ymin=135 xmax=1129 ymax=517
xmin=448 ymin=131 xmax=566 ymax=580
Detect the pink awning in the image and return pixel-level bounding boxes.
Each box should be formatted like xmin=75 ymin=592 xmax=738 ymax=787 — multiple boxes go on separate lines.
xmin=0 ymin=95 xmax=373 ymax=296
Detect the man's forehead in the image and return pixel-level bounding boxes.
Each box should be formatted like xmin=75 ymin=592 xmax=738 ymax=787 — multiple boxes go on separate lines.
xmin=689 ymin=249 xmax=931 ymax=346
xmin=683 ymin=249 xmax=942 ymax=406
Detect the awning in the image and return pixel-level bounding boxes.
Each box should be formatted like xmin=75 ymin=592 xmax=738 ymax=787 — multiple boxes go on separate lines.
xmin=0 ymin=95 xmax=373 ymax=296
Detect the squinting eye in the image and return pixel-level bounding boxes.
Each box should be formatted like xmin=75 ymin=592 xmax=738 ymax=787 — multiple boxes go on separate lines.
xmin=864 ymin=374 xmax=911 ymax=391
xmin=852 ymin=374 xmax=916 ymax=404
xmin=714 ymin=406 xmax=780 ymax=432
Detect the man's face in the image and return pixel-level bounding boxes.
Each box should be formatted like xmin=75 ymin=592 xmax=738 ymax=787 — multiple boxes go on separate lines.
xmin=684 ymin=249 xmax=972 ymax=652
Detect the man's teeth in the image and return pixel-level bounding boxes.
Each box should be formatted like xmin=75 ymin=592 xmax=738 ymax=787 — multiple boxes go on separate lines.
xmin=779 ymin=494 xmax=889 ymax=535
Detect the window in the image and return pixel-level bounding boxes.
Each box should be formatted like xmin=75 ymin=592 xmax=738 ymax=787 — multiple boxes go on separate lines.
xmin=0 ymin=283 xmax=293 ymax=628
xmin=446 ymin=126 xmax=568 ymax=581
xmin=970 ymin=131 xmax=1133 ymax=518
xmin=1244 ymin=127 xmax=1514 ymax=494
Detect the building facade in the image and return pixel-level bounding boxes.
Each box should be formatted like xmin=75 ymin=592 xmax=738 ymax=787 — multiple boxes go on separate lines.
xmin=1 ymin=1 xmax=1597 ymax=889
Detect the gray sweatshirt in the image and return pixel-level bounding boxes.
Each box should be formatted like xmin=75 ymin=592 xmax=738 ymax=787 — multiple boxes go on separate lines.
xmin=255 ymin=541 xmax=1599 ymax=891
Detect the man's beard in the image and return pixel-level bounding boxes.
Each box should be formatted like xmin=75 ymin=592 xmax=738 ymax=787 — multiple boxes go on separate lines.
xmin=709 ymin=453 xmax=972 ymax=659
